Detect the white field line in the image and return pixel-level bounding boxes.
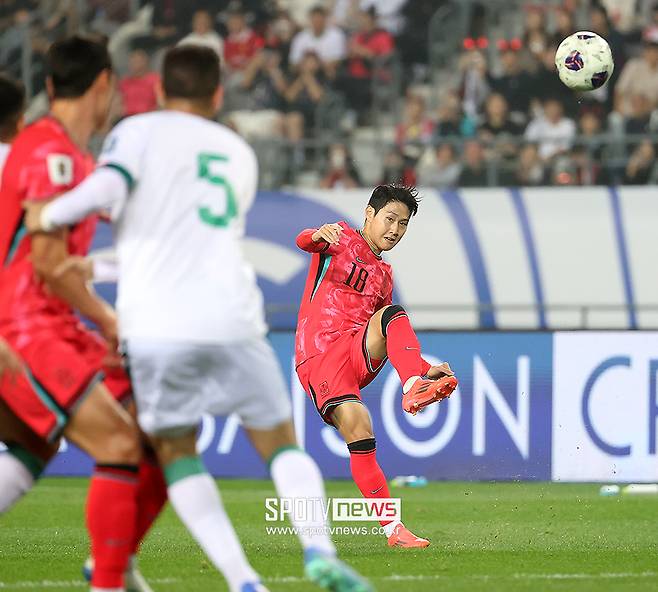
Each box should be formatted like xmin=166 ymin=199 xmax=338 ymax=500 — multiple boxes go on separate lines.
xmin=1 ymin=572 xmax=656 ymax=589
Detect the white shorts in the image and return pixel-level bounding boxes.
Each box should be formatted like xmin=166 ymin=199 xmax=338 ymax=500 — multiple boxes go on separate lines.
xmin=124 ymin=337 xmax=293 ymax=435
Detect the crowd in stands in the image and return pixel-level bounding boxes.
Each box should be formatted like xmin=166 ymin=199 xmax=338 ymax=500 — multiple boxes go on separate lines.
xmin=3 ymin=0 xmax=658 ymax=187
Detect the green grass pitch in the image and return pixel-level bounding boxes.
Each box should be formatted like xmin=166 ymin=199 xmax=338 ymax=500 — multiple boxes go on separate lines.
xmin=1 ymin=478 xmax=657 ymax=591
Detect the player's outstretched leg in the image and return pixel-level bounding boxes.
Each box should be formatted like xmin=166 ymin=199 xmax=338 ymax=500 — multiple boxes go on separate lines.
xmin=371 ymin=305 xmax=458 ymax=414
xmin=64 ymin=384 xmax=143 ymax=592
xmin=331 ymin=403 xmax=429 ymax=549
xmin=83 ymin=448 xmax=167 ymax=592
xmin=247 ymin=421 xmax=373 ymax=592
xmin=152 ymin=431 xmax=263 ymax=592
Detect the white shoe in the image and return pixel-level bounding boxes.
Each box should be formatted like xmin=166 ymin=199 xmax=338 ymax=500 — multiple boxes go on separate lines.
xmin=84 ymin=556 xmax=154 ymax=592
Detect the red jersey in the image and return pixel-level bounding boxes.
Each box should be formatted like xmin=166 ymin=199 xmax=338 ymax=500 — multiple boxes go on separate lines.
xmin=0 ymin=116 xmax=97 ymax=334
xmin=224 ymin=28 xmax=264 ymax=71
xmin=295 ymin=222 xmax=393 ymax=367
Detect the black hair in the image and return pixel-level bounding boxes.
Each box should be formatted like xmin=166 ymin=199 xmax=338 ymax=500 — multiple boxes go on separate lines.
xmin=368 ymin=184 xmax=420 ymax=218
xmin=46 ymin=35 xmax=112 ymax=99
xmin=0 ymin=74 xmax=25 ymax=141
xmin=163 ymin=45 xmax=221 ymax=101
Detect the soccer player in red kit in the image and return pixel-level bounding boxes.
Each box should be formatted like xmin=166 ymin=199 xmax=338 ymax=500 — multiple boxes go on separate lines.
xmin=0 ymin=37 xmax=165 ymax=591
xmin=295 ymin=184 xmax=458 ymax=548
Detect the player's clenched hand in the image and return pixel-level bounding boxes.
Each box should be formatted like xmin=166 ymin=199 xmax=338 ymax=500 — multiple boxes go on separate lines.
xmin=54 ymin=256 xmax=94 ymax=282
xmin=427 ymin=362 xmax=454 ymax=380
xmin=22 ymin=200 xmax=49 ymax=233
xmin=312 ymin=223 xmax=343 ymax=245
xmin=0 ymin=338 xmax=22 ymax=381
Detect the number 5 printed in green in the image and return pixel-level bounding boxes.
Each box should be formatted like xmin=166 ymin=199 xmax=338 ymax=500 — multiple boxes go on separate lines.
xmin=197 ymin=153 xmax=238 ymax=227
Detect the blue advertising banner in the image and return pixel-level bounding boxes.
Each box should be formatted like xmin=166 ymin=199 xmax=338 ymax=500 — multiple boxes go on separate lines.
xmin=45 ymin=331 xmax=552 ymax=481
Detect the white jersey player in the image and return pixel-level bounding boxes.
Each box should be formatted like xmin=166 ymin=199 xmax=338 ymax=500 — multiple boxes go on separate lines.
xmin=24 ymin=45 xmax=372 ymax=592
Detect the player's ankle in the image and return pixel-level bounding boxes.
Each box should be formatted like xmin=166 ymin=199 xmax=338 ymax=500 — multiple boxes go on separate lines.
xmin=402 ymin=376 xmax=421 ymax=394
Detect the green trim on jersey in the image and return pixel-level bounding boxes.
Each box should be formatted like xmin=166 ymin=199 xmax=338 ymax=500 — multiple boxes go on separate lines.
xmin=6 ymin=444 xmax=46 ymax=480
xmin=311 ymin=254 xmax=332 ymax=301
xmin=164 ymin=455 xmax=206 ymax=486
xmin=4 ymin=221 xmax=26 ymax=267
xmin=102 ymin=162 xmax=135 ymax=191
xmin=266 ymin=445 xmax=303 ymax=471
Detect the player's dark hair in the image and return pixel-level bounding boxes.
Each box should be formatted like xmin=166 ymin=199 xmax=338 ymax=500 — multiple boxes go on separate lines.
xmin=367 ymin=184 xmax=420 ymax=218
xmin=0 ymin=74 xmax=25 ymax=142
xmin=163 ymin=45 xmax=221 ymax=101
xmin=46 ymin=35 xmax=112 ymax=99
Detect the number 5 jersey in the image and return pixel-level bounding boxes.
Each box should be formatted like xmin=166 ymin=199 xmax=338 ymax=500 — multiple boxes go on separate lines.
xmin=295 ymin=221 xmax=393 ymax=368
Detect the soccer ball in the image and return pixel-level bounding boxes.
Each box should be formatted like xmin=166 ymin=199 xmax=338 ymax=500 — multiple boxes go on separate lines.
xmin=555 ymin=31 xmax=614 ymax=91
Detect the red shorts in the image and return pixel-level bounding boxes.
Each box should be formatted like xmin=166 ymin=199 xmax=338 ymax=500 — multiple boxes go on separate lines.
xmin=0 ymin=323 xmax=131 ymax=442
xmin=296 ymin=323 xmax=386 ymax=425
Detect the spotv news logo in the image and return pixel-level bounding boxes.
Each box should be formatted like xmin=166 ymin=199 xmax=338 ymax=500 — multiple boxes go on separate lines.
xmin=265 ymin=498 xmax=401 ymax=522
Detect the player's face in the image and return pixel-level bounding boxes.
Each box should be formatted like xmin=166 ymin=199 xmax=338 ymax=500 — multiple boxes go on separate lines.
xmin=93 ymin=70 xmax=116 ymax=132
xmin=367 ymin=201 xmax=410 ymax=252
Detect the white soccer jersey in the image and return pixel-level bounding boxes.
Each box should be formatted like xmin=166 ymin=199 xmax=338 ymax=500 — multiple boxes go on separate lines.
xmin=97 ymin=110 xmax=267 ymax=343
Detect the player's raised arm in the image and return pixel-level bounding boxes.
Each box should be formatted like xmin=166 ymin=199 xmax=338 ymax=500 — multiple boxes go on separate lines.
xmin=23 ymin=167 xmax=129 ymax=233
xmin=296 ymin=222 xmax=344 ymax=253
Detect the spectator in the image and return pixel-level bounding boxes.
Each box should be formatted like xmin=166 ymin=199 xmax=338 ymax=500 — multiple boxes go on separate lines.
xmin=531 ymin=45 xmax=576 ymax=118
xmin=625 ymin=94 xmax=654 ymax=135
xmin=380 ymin=145 xmax=419 ymax=186
xmin=397 ymin=0 xmax=435 ymax=73
xmin=458 ymin=140 xmax=488 ymax=186
xmin=228 ymin=48 xmax=288 ymax=140
xmin=509 ymin=143 xmax=547 ymax=186
xmin=340 ymin=7 xmax=395 ymax=120
xmin=478 ymin=93 xmax=523 ymax=160
xmin=284 ymin=51 xmax=328 ymax=140
xmin=522 ymin=5 xmax=549 ymax=62
xmin=179 ymin=9 xmax=224 ymax=58
xmin=264 ymin=10 xmax=298 ymax=71
xmin=488 ymin=43 xmax=534 ymax=120
xmin=615 ymin=28 xmax=658 ymax=116
xmin=132 ymin=0 xmax=194 ymax=52
xmin=458 ymin=49 xmax=489 ymax=120
xmin=359 ymin=0 xmax=408 ymax=35
xmin=578 ymin=110 xmax=605 ymax=160
xmin=320 ymin=142 xmax=362 ymax=188
xmin=223 ymin=2 xmax=265 ymax=75
xmin=433 ymin=91 xmax=476 ymax=140
xmin=624 ymin=139 xmax=657 ymax=184
xmin=552 ymin=6 xmax=575 ymax=47
xmin=289 ymin=4 xmax=346 ymax=78
xmin=118 ymin=49 xmax=159 ymax=117
xmin=418 ymin=143 xmax=461 ymax=188
xmin=395 ymin=93 xmax=433 ymax=148
xmin=590 ymin=3 xmax=627 ymax=73
xmin=525 ymin=98 xmax=576 ymax=162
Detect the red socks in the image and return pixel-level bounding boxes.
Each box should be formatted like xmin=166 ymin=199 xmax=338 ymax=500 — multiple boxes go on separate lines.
xmin=347 ymin=438 xmax=391 ymax=526
xmin=86 ymin=464 xmax=138 ymax=588
xmin=131 ymin=456 xmax=168 ymax=554
xmin=380 ymin=305 xmax=430 ymax=385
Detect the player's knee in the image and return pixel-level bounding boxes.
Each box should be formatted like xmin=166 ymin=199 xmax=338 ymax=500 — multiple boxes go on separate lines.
xmin=380 ymin=304 xmax=406 ymax=337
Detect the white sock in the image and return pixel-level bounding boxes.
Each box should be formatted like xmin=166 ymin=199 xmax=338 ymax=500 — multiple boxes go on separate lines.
xmin=403 ymin=376 xmax=421 ymax=394
xmin=168 ymin=472 xmax=259 ymax=592
xmin=270 ymin=448 xmax=336 ymax=556
xmin=383 ymin=520 xmax=401 ymax=538
xmin=0 ymin=452 xmax=35 ymax=513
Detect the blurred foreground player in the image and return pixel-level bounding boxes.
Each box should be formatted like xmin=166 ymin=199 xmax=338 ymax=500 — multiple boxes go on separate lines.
xmin=23 ymin=45 xmax=372 ymax=592
xmin=295 ymin=185 xmax=458 ymax=548
xmin=0 ymin=38 xmax=165 ymax=592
